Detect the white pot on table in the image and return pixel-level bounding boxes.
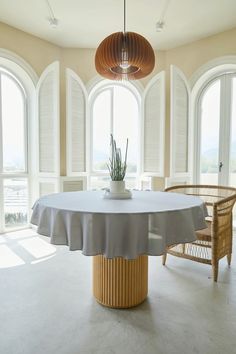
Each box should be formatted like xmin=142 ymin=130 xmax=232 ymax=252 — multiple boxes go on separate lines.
xmin=110 ymin=180 xmax=125 ymax=194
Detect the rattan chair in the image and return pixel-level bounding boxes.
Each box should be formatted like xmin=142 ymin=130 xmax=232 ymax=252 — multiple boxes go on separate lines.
xmin=162 ymin=185 xmax=236 ymax=281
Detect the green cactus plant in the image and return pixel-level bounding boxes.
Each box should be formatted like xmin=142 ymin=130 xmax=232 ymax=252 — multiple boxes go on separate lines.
xmin=107 ymin=134 xmax=128 ymax=181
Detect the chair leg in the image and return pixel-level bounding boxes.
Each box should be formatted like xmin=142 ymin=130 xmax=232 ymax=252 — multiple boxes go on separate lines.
xmin=212 ymin=262 xmax=219 ymax=282
xmin=227 ymin=253 xmax=232 ymax=266
xmin=162 ymin=253 xmax=167 ymax=265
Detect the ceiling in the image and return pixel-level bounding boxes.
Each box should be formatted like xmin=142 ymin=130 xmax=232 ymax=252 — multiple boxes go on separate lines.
xmin=0 ymin=0 xmax=236 ymax=50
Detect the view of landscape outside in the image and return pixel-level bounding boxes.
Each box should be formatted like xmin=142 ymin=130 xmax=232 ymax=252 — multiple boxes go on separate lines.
xmin=4 ymin=178 xmax=28 ymax=228
xmin=90 ymin=176 xmax=137 ymax=191
xmin=200 ymin=79 xmax=220 ymax=185
xmin=0 ymin=72 xmax=28 ymax=229
xmin=2 ymin=73 xmax=25 ymax=172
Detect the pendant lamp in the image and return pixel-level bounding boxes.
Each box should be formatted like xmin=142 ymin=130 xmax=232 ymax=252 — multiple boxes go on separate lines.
xmin=95 ymin=0 xmax=155 ymax=80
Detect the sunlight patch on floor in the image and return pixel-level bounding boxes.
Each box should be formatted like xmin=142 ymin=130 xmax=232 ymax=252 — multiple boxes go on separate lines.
xmin=31 ymin=254 xmax=56 ymax=264
xmin=0 ymin=245 xmax=25 ymax=268
xmin=18 ymin=237 xmax=56 ymax=259
xmin=0 ymin=229 xmax=58 ymax=268
xmin=0 ymin=235 xmax=6 ymax=244
xmin=5 ymin=228 xmax=38 ymax=240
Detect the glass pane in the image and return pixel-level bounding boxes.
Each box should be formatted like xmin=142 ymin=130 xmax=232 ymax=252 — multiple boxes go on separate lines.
xmin=200 ymin=79 xmax=220 ymax=184
xmin=230 ymin=77 xmax=236 ymax=222
xmin=90 ymin=176 xmax=110 ymax=190
xmin=141 ymin=177 xmax=152 ymax=191
xmin=123 ymin=177 xmax=137 ymax=190
xmin=4 ymin=178 xmax=28 ymax=229
xmin=90 ymin=176 xmax=137 ymax=191
xmin=113 ymin=86 xmax=139 ymax=173
xmin=92 ymin=89 xmax=111 ymax=171
xmin=1 ymin=74 xmax=26 ymax=172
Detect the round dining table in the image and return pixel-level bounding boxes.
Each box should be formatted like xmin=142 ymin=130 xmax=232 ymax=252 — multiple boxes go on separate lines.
xmin=31 ymin=190 xmax=207 ymax=308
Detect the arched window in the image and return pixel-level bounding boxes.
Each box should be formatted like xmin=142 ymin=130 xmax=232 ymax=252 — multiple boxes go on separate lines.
xmin=170 ymin=60 xmax=236 ymax=222
xmin=89 ymin=82 xmax=141 ymax=190
xmin=0 ymin=50 xmax=37 ymax=233
xmin=66 ymin=70 xmax=165 ymax=191
xmin=195 ymin=73 xmax=236 ymax=186
xmin=0 ymin=68 xmax=28 ymax=230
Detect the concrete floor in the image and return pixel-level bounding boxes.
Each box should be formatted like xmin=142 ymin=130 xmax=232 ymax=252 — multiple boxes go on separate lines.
xmin=0 ymin=228 xmax=236 ymax=354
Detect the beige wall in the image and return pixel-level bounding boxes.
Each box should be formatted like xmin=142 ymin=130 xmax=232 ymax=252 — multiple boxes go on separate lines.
xmin=0 ymin=22 xmax=61 ymax=77
xmin=1 ymin=21 xmax=236 ymax=176
xmin=165 ymin=27 xmax=236 ymax=79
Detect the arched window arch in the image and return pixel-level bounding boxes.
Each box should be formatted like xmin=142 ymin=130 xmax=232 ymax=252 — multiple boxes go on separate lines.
xmin=0 ymin=50 xmax=37 ymax=232
xmin=0 ymin=68 xmax=29 ymax=231
xmin=170 ymin=60 xmax=236 ymax=223
xmin=191 ymin=59 xmax=236 ymax=186
xmin=66 ymin=70 xmax=165 ymax=190
xmin=88 ymin=80 xmax=142 ymax=189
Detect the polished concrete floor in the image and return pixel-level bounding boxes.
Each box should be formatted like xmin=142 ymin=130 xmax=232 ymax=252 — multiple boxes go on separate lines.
xmin=0 ymin=228 xmax=236 ymax=354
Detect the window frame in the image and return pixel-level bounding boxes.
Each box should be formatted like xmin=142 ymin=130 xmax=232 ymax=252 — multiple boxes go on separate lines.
xmin=193 ymin=70 xmax=236 ymax=184
xmin=190 ymin=56 xmax=236 ymax=184
xmin=88 ymin=80 xmax=142 ymax=189
xmin=0 ymin=50 xmax=37 ymax=233
xmin=0 ymin=69 xmax=29 ymax=232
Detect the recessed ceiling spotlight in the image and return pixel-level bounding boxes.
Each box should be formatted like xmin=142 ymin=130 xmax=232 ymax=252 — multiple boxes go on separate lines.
xmin=45 ymin=0 xmax=58 ymax=28
xmin=48 ymin=17 xmax=59 ymax=28
xmin=156 ymin=0 xmax=171 ymax=33
xmin=156 ymin=21 xmax=164 ymax=32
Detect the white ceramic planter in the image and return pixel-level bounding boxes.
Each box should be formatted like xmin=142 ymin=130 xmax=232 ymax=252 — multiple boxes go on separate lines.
xmin=110 ymin=180 xmax=125 ymax=194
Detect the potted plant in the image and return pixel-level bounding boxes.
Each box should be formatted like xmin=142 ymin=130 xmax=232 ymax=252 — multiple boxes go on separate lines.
xmin=107 ymin=134 xmax=128 ymax=194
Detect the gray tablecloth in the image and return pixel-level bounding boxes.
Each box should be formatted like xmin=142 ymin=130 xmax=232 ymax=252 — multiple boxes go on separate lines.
xmin=30 ymin=190 xmax=207 ymax=259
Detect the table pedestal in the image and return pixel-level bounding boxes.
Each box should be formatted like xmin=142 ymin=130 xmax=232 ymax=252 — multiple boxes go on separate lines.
xmin=93 ymin=255 xmax=148 ymax=308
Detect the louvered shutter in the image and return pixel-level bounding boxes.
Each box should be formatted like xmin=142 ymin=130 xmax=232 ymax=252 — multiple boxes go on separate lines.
xmin=39 ymin=180 xmax=58 ymax=197
xmin=60 ymin=177 xmax=86 ymax=192
xmin=142 ymin=71 xmax=165 ymax=176
xmin=36 ymin=61 xmax=60 ymax=176
xmin=66 ymin=69 xmax=87 ymax=175
xmin=170 ymin=65 xmax=191 ymax=182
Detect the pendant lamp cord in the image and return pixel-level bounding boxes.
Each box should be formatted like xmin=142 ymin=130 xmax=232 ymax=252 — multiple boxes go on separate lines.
xmin=123 ymin=0 xmax=126 ymax=34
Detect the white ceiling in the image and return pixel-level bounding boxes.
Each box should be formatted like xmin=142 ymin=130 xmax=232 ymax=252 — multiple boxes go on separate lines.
xmin=0 ymin=0 xmax=236 ymax=50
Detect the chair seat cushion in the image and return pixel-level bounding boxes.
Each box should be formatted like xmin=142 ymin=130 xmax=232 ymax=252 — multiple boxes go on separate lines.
xmin=195 ymin=220 xmax=211 ymax=241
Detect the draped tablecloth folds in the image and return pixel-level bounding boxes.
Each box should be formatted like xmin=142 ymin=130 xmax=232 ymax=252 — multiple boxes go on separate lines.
xmin=31 ymin=190 xmax=207 ymax=259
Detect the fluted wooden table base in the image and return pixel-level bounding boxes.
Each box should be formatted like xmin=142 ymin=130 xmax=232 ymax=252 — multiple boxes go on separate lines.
xmin=93 ymin=255 xmax=148 ymax=308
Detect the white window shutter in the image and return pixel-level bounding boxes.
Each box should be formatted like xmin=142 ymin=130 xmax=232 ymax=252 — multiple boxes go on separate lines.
xmin=170 ymin=65 xmax=191 ymax=182
xmin=39 ymin=179 xmax=58 ymax=197
xmin=142 ymin=71 xmax=165 ymax=176
xmin=36 ymin=61 xmax=60 ymax=176
xmin=66 ymin=69 xmax=87 ymax=175
xmin=59 ymin=177 xmax=87 ymax=192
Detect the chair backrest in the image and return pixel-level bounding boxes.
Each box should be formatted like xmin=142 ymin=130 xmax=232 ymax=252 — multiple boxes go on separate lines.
xmin=165 ymin=185 xmax=236 ymax=219
xmin=212 ymin=192 xmax=236 ymax=257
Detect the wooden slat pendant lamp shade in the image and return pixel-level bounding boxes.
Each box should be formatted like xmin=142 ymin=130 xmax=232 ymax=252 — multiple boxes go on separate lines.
xmin=95 ymin=1 xmax=155 ymax=80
